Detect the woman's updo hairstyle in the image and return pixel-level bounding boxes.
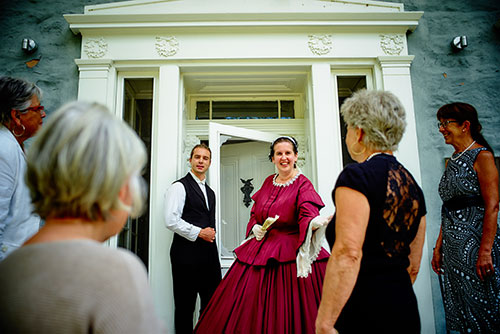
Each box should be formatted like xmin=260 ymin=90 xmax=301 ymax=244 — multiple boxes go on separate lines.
xmin=341 ymin=89 xmax=406 ymax=152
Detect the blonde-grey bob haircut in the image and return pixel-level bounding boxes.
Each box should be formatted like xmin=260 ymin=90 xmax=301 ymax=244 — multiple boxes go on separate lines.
xmin=26 ymin=101 xmax=147 ymax=221
xmin=341 ymin=89 xmax=406 ymax=151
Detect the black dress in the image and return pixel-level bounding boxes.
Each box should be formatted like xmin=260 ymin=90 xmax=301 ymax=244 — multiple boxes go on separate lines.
xmin=326 ymin=153 xmax=426 ymax=334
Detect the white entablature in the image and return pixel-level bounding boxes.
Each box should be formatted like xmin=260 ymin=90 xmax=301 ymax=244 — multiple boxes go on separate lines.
xmin=65 ymin=0 xmax=422 ymax=61
xmin=65 ymin=0 xmax=423 ymax=33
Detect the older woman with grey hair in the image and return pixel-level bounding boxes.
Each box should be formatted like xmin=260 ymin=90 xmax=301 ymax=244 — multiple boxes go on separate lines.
xmin=0 ymin=101 xmax=165 ymax=333
xmin=316 ymin=90 xmax=427 ymax=334
xmin=0 ymin=76 xmax=44 ymax=260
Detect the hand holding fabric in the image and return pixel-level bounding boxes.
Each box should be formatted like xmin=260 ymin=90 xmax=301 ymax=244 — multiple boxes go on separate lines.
xmin=311 ymin=215 xmax=332 ymax=231
xmin=252 ymin=224 xmax=266 ymax=241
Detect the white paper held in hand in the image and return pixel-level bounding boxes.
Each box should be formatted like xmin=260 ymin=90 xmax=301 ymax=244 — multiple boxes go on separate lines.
xmin=261 ymin=215 xmax=279 ymax=231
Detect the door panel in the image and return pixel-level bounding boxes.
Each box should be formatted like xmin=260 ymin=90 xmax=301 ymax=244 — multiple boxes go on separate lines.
xmin=209 ymin=122 xmax=279 ymax=271
xmin=219 ymin=141 xmax=274 ymax=259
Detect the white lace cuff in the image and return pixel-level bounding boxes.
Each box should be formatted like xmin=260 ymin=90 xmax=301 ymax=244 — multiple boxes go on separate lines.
xmin=296 ymin=216 xmax=330 ymax=278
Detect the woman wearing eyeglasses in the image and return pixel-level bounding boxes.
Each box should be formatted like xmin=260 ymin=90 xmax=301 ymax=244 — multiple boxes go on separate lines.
xmin=432 ymin=102 xmax=500 ymax=333
xmin=0 ymin=76 xmax=45 ymax=260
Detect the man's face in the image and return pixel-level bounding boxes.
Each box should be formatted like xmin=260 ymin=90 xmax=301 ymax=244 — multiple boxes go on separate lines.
xmin=190 ymin=147 xmax=211 ymax=177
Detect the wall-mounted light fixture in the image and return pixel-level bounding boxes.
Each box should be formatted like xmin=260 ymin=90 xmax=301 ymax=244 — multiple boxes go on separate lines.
xmin=22 ymin=38 xmax=37 ymax=54
xmin=451 ymin=36 xmax=468 ymax=52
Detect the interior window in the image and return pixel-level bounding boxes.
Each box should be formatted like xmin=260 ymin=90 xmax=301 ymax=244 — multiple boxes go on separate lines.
xmin=195 ymin=100 xmax=294 ymax=120
xmin=337 ymin=76 xmax=367 ymax=167
xmin=119 ymin=77 xmax=153 ymax=269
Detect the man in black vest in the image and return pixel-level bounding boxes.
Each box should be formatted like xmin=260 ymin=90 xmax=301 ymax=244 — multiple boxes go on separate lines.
xmin=164 ymin=144 xmax=221 ymax=334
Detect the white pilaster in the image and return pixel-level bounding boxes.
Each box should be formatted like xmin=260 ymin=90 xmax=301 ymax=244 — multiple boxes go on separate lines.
xmin=75 ymin=59 xmax=114 ymax=106
xmin=378 ymin=55 xmax=436 ymax=334
xmin=149 ymin=65 xmax=180 ymax=333
xmin=310 ymin=64 xmax=342 ymax=215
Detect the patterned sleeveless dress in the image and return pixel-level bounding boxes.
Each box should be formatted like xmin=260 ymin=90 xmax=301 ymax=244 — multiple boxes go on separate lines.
xmin=438 ymin=147 xmax=500 ymax=333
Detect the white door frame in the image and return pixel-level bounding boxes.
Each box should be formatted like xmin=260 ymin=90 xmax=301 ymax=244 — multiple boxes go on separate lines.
xmin=208 ymin=122 xmax=279 ymax=269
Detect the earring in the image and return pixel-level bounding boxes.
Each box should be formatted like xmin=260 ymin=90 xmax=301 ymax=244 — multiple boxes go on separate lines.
xmin=13 ymin=124 xmax=25 ymax=137
xmin=349 ymin=142 xmax=366 ymax=156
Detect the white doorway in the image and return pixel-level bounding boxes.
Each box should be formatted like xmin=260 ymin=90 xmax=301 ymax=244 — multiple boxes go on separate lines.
xmin=209 ymin=123 xmax=279 ymax=272
xmin=219 ymin=141 xmax=275 ymax=264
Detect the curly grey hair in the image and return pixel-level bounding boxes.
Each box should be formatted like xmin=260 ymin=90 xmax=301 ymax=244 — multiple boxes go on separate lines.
xmin=26 ymin=101 xmax=147 ymax=221
xmin=0 ymin=76 xmax=42 ymax=124
xmin=341 ymin=89 xmax=406 ymax=151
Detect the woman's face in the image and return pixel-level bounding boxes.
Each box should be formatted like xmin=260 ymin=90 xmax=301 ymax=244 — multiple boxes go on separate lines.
xmin=438 ymin=118 xmax=463 ymax=146
xmin=17 ymin=95 xmax=46 ymax=140
xmin=271 ymin=141 xmax=297 ymax=175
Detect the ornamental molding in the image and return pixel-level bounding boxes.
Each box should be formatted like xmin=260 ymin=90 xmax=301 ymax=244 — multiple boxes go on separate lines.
xmin=84 ymin=37 xmax=108 ymax=58
xmin=295 ymin=135 xmax=307 ymax=170
xmin=155 ymin=36 xmax=179 ymax=57
xmin=308 ymin=34 xmax=332 ymax=56
xmin=183 ymin=135 xmax=200 ymax=172
xmin=380 ymin=34 xmax=404 ymax=55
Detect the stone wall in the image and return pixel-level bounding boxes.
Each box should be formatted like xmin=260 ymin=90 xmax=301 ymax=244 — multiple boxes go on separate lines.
xmin=0 ymin=0 xmax=123 ymax=114
xmin=1 ymin=1 xmax=499 ymax=333
xmin=388 ymin=1 xmax=500 ymax=332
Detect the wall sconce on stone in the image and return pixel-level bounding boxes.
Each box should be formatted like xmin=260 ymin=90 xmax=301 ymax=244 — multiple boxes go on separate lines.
xmin=22 ymin=38 xmax=38 ymax=54
xmin=451 ymin=36 xmax=467 ymax=52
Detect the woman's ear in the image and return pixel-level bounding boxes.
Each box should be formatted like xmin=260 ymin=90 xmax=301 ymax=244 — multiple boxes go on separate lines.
xmin=118 ymin=182 xmax=132 ymax=206
xmin=462 ymin=120 xmax=471 ymax=133
xmin=356 ymin=127 xmax=365 ymax=143
xmin=10 ymin=109 xmax=22 ymax=126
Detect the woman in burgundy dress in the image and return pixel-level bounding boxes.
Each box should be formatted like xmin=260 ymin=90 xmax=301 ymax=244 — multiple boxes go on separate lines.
xmin=194 ymin=136 xmax=331 ymax=334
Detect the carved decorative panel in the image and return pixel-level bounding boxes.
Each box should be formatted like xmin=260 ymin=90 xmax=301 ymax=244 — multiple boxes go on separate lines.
xmin=308 ymin=34 xmax=332 ymax=56
xmin=183 ymin=135 xmax=200 ymax=172
xmin=380 ymin=34 xmax=404 ymax=55
xmin=295 ymin=135 xmax=308 ymax=170
xmin=155 ymin=36 xmax=179 ymax=57
xmin=84 ymin=38 xmax=108 ymax=58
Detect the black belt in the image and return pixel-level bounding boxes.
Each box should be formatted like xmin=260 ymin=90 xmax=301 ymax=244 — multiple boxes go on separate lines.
xmin=443 ymin=195 xmax=484 ymax=211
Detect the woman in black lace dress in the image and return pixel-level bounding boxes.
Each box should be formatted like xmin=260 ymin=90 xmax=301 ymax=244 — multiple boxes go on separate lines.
xmin=316 ymin=90 xmax=427 ymax=334
xmin=431 ymin=103 xmax=499 ymax=333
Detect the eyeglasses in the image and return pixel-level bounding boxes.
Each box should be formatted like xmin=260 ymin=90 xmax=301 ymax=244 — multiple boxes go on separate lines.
xmin=19 ymin=105 xmax=45 ymax=115
xmin=437 ymin=120 xmax=458 ymax=129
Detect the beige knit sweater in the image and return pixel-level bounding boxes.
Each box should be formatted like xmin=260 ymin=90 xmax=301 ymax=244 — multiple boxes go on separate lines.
xmin=0 ymin=239 xmax=165 ymax=333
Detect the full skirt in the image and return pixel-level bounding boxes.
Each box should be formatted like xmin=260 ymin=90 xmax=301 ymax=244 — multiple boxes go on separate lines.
xmin=194 ymin=258 xmax=328 ymax=334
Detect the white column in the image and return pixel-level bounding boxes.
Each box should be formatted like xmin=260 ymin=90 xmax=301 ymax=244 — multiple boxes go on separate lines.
xmin=378 ymin=55 xmax=436 ymax=334
xmin=310 ymin=64 xmax=342 ymax=215
xmin=75 ymin=59 xmax=115 ymax=106
xmin=149 ymin=65 xmax=181 ymax=333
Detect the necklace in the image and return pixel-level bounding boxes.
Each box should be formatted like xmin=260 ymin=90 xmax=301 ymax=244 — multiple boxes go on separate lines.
xmin=450 ymin=140 xmax=476 ymax=161
xmin=273 ymin=171 xmax=301 ymax=187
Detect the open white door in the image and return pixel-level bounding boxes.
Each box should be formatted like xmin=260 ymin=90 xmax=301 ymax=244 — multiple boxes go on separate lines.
xmin=209 ymin=122 xmax=280 ymax=272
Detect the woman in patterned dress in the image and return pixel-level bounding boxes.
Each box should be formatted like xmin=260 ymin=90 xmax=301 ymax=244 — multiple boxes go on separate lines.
xmin=432 ymin=102 xmax=500 ymax=333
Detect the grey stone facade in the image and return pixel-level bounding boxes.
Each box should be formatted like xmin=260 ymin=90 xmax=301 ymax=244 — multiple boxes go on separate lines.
xmin=391 ymin=2 xmax=500 ymax=332
xmin=0 ymin=1 xmax=499 ymax=333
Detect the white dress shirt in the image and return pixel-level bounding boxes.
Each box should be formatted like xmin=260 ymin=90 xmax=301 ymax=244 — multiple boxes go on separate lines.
xmin=0 ymin=126 xmax=40 ymax=260
xmin=164 ymin=171 xmax=209 ymax=242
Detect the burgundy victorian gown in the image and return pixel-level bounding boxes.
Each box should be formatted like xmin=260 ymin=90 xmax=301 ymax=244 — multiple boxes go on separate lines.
xmin=194 ymin=173 xmax=330 ymax=334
